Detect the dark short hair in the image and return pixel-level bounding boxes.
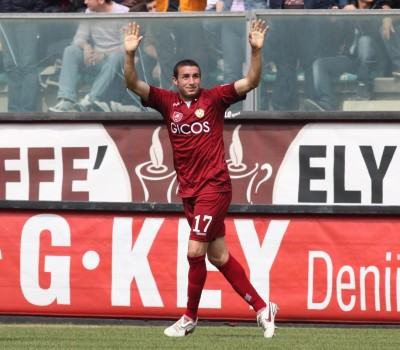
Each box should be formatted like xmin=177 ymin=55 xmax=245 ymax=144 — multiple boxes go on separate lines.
xmin=105 ymin=0 xmax=113 ymax=3
xmin=173 ymin=59 xmax=201 ymax=79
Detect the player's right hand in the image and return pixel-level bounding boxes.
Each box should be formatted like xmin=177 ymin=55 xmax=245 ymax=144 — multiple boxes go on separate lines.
xmin=124 ymin=22 xmax=143 ymax=54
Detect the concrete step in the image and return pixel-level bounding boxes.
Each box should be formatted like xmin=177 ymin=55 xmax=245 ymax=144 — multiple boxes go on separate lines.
xmin=342 ymin=99 xmax=400 ymax=111
xmin=374 ymin=77 xmax=400 ymax=93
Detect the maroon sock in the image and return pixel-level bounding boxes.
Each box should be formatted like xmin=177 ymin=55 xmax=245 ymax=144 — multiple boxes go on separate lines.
xmin=218 ymin=254 xmax=266 ymax=312
xmin=185 ymin=255 xmax=207 ymax=320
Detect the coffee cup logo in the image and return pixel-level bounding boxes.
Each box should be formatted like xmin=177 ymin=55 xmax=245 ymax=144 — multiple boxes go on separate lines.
xmin=135 ymin=127 xmax=177 ymax=202
xmin=227 ymin=125 xmax=272 ymax=204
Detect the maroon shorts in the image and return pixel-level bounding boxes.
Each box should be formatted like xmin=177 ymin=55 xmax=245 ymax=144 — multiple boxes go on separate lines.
xmin=182 ymin=191 xmax=232 ymax=242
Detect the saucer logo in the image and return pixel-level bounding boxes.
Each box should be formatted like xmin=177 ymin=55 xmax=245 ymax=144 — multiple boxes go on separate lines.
xmin=195 ymin=108 xmax=205 ymax=119
xmin=172 ymin=111 xmax=183 ymax=123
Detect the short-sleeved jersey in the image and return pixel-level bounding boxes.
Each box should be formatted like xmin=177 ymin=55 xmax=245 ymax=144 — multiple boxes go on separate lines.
xmin=142 ymin=83 xmax=245 ymax=198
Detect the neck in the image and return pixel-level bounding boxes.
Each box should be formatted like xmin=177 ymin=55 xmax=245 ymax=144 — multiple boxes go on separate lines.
xmin=180 ymin=95 xmax=195 ymax=102
xmin=179 ymin=90 xmax=200 ymax=102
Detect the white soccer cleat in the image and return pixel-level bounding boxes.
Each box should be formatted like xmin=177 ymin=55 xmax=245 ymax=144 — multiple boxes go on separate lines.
xmin=257 ymin=301 xmax=279 ymax=338
xmin=164 ymin=315 xmax=197 ymax=337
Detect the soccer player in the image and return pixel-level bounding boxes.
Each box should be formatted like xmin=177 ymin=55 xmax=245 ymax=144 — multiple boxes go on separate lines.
xmin=124 ymin=19 xmax=278 ymax=338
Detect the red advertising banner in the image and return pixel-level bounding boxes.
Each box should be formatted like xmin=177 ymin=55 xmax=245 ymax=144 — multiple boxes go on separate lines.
xmin=0 ymin=211 xmax=399 ymax=323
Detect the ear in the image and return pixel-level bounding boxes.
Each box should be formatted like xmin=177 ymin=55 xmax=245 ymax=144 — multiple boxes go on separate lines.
xmin=172 ymin=77 xmax=178 ymax=87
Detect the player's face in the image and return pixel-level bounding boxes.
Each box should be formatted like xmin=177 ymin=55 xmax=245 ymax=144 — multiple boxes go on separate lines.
xmin=173 ymin=66 xmax=201 ymax=100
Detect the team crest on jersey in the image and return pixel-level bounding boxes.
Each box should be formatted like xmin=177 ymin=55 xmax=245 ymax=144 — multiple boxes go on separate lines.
xmin=172 ymin=111 xmax=183 ymax=122
xmin=195 ymin=108 xmax=205 ymax=119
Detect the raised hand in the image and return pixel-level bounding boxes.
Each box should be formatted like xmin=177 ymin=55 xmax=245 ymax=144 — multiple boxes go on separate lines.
xmin=124 ymin=22 xmax=143 ymax=54
xmin=248 ymin=19 xmax=268 ymax=50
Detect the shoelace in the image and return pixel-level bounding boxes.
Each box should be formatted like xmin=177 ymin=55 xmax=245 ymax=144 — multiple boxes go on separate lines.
xmin=175 ymin=318 xmax=191 ymax=331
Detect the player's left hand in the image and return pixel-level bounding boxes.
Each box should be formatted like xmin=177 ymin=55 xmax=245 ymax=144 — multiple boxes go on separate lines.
xmin=124 ymin=22 xmax=143 ymax=54
xmin=248 ymin=19 xmax=268 ymax=50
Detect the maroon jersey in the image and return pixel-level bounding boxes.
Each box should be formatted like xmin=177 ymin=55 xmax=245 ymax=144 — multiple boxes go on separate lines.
xmin=143 ymin=83 xmax=245 ymax=197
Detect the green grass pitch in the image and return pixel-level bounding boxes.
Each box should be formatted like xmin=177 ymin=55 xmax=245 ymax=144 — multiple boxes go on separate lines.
xmin=0 ymin=323 xmax=399 ymax=349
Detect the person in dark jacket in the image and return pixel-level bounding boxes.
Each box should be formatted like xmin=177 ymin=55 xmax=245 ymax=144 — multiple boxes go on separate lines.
xmin=304 ymin=0 xmax=391 ymax=111
xmin=46 ymin=1 xmax=87 ymax=12
xmin=0 ymin=0 xmax=50 ymax=12
xmin=381 ymin=0 xmax=400 ymax=76
xmin=0 ymin=0 xmax=53 ymax=112
xmin=265 ymin=0 xmax=339 ymax=111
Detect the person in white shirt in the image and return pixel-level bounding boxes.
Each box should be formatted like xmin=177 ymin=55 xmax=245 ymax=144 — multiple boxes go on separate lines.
xmin=49 ymin=0 xmax=129 ymax=112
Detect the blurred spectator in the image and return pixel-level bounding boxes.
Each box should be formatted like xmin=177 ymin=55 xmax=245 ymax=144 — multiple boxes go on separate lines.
xmin=267 ymin=0 xmax=339 ymax=111
xmin=381 ymin=0 xmax=400 ymax=76
xmin=304 ymin=0 xmax=390 ymax=111
xmin=48 ymin=0 xmax=129 ymax=112
xmin=67 ymin=1 xmax=87 ymax=11
xmin=48 ymin=1 xmax=86 ymax=12
xmin=123 ymin=0 xmax=153 ymax=10
xmin=127 ymin=0 xmax=148 ymax=11
xmin=39 ymin=1 xmax=86 ymax=61
xmin=0 ymin=0 xmax=53 ymax=112
xmin=218 ymin=0 xmax=268 ymax=83
xmin=145 ymin=0 xmax=157 ymax=11
xmin=133 ymin=0 xmax=178 ymax=87
xmin=179 ymin=0 xmax=207 ymax=10
xmin=156 ymin=0 xmax=179 ymax=11
xmin=202 ymin=0 xmax=222 ymax=83
xmin=175 ymin=1 xmax=212 ymax=86
xmin=133 ymin=0 xmax=162 ymax=85
xmin=206 ymin=0 xmax=219 ymax=10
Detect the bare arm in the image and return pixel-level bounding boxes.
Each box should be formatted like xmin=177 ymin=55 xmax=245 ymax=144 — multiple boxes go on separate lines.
xmin=124 ymin=22 xmax=150 ymax=102
xmin=234 ymin=19 xmax=268 ymax=96
xmin=216 ymin=0 xmax=225 ymax=11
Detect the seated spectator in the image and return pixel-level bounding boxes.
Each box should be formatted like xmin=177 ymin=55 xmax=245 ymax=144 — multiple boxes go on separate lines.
xmin=381 ymin=0 xmax=400 ymax=76
xmin=304 ymin=0 xmax=390 ymax=111
xmin=218 ymin=0 xmax=268 ymax=84
xmin=179 ymin=0 xmax=207 ymax=11
xmin=206 ymin=0 xmax=219 ymax=10
xmin=50 ymin=1 xmax=87 ymax=12
xmin=133 ymin=0 xmax=162 ymax=85
xmin=135 ymin=0 xmax=178 ymax=88
xmin=122 ymin=0 xmax=148 ymax=11
xmin=202 ymin=0 xmax=222 ymax=83
xmin=267 ymin=0 xmax=339 ymax=111
xmin=49 ymin=0 xmax=129 ymax=112
xmin=0 ymin=0 xmax=53 ymax=112
xmin=155 ymin=0 xmax=179 ymax=11
xmin=128 ymin=0 xmax=148 ymax=11
xmin=144 ymin=0 xmax=156 ymax=11
xmin=216 ymin=1 xmax=270 ymax=110
xmin=175 ymin=1 xmax=212 ymax=86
